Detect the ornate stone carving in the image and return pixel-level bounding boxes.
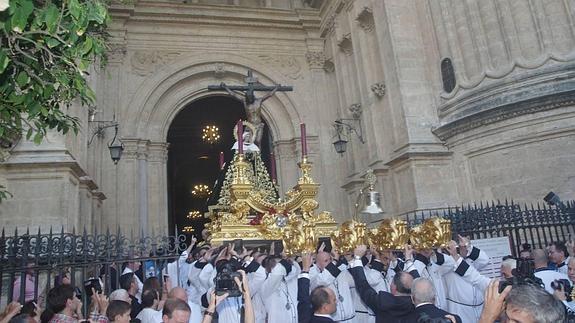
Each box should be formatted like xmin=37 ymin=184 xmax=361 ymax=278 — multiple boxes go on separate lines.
xmin=213 ymin=63 xmax=226 ymax=78
xmin=323 ymin=58 xmax=335 ymax=73
xmin=322 ymin=13 xmax=337 ymax=36
xmin=107 ymin=43 xmax=127 ymax=63
xmin=370 ymin=82 xmax=386 ymax=98
xmin=338 ymin=33 xmax=353 ymax=56
xmin=356 ymin=6 xmax=374 ymax=32
xmin=256 ymin=55 xmax=302 ymax=79
xmin=305 ymin=51 xmax=326 ymax=70
xmin=131 ymin=51 xmax=182 ymax=76
xmin=349 ymin=103 xmax=362 ymax=119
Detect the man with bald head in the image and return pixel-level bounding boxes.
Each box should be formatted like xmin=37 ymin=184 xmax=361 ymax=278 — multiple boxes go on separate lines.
xmin=309 ymin=250 xmax=355 ymax=321
xmin=532 ymin=248 xmax=571 ymax=294
xmin=407 ymin=278 xmax=461 ymax=323
xmin=168 ymin=287 xmax=197 ymax=323
xmin=349 ymin=245 xmax=414 ymax=323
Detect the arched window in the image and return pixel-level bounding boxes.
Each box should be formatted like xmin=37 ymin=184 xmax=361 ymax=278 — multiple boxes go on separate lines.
xmin=441 ymin=58 xmax=456 ymax=93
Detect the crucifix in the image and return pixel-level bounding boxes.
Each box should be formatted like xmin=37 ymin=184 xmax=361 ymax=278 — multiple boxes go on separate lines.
xmin=208 ymin=70 xmax=293 ymax=145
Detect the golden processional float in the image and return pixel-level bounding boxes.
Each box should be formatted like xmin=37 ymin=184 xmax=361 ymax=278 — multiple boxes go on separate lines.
xmin=206 ymin=120 xmax=453 ymax=254
xmin=206 ymin=121 xmax=337 ymax=254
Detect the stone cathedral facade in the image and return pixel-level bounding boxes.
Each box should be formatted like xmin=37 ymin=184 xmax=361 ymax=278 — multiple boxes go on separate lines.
xmin=0 ymin=0 xmax=574 ymax=235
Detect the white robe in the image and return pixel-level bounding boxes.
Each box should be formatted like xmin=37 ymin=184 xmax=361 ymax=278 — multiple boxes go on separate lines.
xmin=309 ymin=263 xmax=355 ymax=322
xmin=261 ymin=261 xmax=301 ymax=323
xmin=349 ymin=265 xmax=387 ymax=323
xmin=404 ymin=253 xmax=454 ymax=310
xmin=443 ymin=247 xmax=489 ymax=323
xmin=246 ymin=264 xmax=267 ymax=323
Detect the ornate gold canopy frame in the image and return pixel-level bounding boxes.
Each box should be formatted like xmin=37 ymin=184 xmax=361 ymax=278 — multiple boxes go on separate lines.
xmin=206 ymin=153 xmax=337 ymax=254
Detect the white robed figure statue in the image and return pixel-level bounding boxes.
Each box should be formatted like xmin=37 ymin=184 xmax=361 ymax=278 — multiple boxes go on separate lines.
xmin=210 ymin=121 xmax=278 ymax=208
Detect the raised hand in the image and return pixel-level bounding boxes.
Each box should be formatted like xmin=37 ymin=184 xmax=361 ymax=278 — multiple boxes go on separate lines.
xmin=318 ymin=242 xmax=326 ymax=253
xmin=479 ymin=279 xmax=511 ymax=323
xmin=447 ymin=240 xmax=460 ymax=261
xmin=331 ymin=242 xmax=340 ymax=260
xmin=301 ymin=252 xmax=313 ymax=272
xmin=354 ymin=245 xmax=367 ymax=258
xmin=404 ymin=244 xmax=414 ymax=261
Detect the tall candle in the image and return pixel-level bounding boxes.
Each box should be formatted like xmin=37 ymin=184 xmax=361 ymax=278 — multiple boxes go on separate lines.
xmin=270 ymin=152 xmax=277 ymax=182
xmin=237 ymin=120 xmax=243 ymax=155
xmin=219 ymin=151 xmax=224 ymax=169
xmin=300 ymin=123 xmax=307 ymax=158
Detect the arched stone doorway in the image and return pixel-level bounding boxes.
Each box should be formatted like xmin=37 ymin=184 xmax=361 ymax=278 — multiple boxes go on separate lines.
xmin=116 ymin=54 xmax=305 ymax=236
xmin=166 ymin=95 xmax=274 ymax=236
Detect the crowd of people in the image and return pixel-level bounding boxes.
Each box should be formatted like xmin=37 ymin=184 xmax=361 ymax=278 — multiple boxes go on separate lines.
xmin=2 ymin=233 xmax=575 ymax=323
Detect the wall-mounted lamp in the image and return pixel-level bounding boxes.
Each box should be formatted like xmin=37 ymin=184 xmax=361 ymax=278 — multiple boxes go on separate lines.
xmin=88 ymin=120 xmax=124 ymax=164
xmin=332 ymin=103 xmax=365 ymax=155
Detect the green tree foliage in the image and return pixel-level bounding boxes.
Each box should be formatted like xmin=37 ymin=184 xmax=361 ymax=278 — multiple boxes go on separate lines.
xmin=0 ymin=0 xmax=109 ymax=145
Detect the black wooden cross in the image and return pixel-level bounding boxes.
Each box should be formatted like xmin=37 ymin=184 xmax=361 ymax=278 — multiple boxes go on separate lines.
xmin=207 ymin=70 xmax=293 ymax=102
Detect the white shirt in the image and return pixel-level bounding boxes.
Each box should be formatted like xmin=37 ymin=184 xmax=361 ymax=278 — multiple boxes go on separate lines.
xmin=534 ymin=268 xmax=571 ymax=294
xmin=136 ymin=308 xmax=162 ymax=323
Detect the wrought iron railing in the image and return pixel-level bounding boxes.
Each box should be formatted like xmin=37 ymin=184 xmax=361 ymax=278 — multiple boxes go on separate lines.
xmin=0 ymin=227 xmax=189 ymax=312
xmin=400 ymin=200 xmax=575 ymax=255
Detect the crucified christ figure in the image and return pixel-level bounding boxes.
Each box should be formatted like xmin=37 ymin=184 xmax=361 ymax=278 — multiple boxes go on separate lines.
xmin=220 ymin=83 xmax=278 ymax=145
xmin=208 ymin=70 xmax=293 ymax=146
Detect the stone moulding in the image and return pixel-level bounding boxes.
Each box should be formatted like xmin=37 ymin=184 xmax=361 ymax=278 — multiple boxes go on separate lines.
xmin=432 ymin=69 xmax=575 ymax=141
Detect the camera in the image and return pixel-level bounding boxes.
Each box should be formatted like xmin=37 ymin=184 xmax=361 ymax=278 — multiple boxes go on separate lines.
xmin=552 ymin=278 xmax=573 ymax=301
xmin=83 ymin=278 xmax=102 ymax=297
xmin=498 ymin=258 xmax=543 ymax=293
xmin=214 ymin=260 xmax=242 ymax=297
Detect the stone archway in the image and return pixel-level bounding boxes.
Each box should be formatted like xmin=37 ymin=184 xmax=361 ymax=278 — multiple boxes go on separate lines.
xmin=118 ymin=54 xmax=305 ymax=235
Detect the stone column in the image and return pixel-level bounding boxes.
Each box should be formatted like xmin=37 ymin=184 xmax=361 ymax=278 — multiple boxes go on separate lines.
xmin=147 ymin=142 xmax=169 ymax=236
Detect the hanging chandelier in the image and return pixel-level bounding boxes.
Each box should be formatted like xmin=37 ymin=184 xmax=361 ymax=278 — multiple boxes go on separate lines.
xmin=182 ymin=226 xmax=195 ymax=233
xmin=202 ymin=125 xmax=221 ymax=144
xmin=187 ymin=210 xmax=202 ymax=220
xmin=191 ymin=184 xmax=212 ymax=198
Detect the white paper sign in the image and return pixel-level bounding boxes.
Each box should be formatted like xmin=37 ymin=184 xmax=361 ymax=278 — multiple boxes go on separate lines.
xmin=471 ymin=236 xmax=512 ymax=279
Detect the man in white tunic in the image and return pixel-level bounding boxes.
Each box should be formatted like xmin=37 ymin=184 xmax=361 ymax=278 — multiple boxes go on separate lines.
xmin=309 ymin=251 xmax=355 ymax=322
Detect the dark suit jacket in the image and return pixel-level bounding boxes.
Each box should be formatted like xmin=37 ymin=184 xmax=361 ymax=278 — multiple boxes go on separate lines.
xmin=405 ymin=304 xmax=462 ymax=323
xmin=348 ymin=266 xmax=414 ymax=323
xmin=297 ymin=277 xmax=335 ymax=323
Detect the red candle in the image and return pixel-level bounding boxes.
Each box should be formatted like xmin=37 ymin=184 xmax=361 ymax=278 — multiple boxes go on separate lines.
xmin=300 ymin=123 xmax=307 ymax=158
xmin=219 ymin=151 xmax=224 ymax=169
xmin=237 ymin=120 xmax=243 ymax=155
xmin=270 ymin=152 xmax=276 ymax=182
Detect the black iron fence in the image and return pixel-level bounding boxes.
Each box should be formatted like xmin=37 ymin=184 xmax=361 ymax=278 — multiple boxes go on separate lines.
xmin=0 ymin=227 xmax=189 ymax=313
xmin=400 ymin=200 xmax=575 ymax=255
xmin=1 ymin=200 xmax=574 ymax=311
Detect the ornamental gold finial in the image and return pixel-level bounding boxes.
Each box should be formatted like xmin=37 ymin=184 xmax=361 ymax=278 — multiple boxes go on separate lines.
xmin=298 ymin=157 xmax=315 ymax=184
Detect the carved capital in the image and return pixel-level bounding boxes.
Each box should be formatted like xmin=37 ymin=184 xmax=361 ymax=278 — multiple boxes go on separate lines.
xmin=356 ymin=6 xmax=375 ymax=32
xmin=305 ymin=51 xmax=326 ymax=70
xmin=148 ymin=142 xmax=169 ymax=163
xmin=370 ymin=82 xmax=386 ymax=98
xmin=107 ymin=43 xmax=127 ymax=63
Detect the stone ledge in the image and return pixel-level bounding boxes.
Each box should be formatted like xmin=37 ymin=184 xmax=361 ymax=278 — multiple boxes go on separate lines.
xmin=434 ymin=64 xmax=575 ymax=141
